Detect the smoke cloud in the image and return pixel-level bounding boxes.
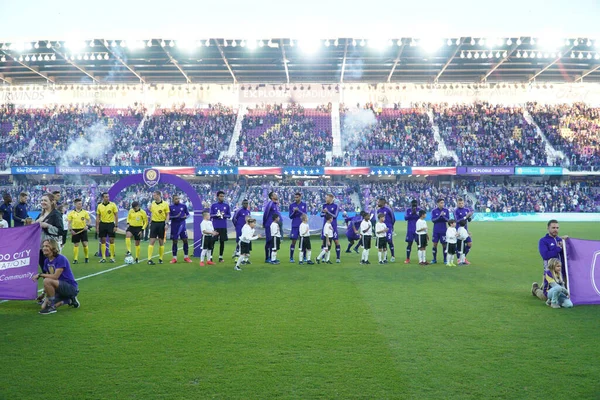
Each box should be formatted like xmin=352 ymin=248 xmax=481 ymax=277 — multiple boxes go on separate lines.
xmin=59 ymin=121 xmax=113 ymax=167
xmin=341 ymin=109 xmax=377 ymax=148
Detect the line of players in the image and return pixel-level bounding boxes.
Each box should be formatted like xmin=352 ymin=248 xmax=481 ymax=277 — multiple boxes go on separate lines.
xmin=64 ymin=190 xmax=473 ymax=267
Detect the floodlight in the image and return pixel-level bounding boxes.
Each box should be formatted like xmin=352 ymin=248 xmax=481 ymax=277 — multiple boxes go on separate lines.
xmin=169 ymin=40 xmax=175 ymax=47
xmin=420 ymin=38 xmax=442 ymax=53
xmin=160 ymin=40 xmax=166 ymax=47
xmin=147 ymin=40 xmax=152 ymax=47
xmin=360 ymin=39 xmax=366 ymax=46
xmin=231 ymin=40 xmax=237 ymax=47
xmin=51 ymin=54 xmax=56 ymax=61
xmin=46 ymin=41 xmax=52 ymax=48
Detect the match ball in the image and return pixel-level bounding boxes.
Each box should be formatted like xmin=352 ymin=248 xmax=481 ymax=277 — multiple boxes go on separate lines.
xmin=124 ymin=255 xmax=134 ymax=264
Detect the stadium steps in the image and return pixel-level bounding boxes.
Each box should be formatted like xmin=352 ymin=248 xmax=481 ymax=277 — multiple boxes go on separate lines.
xmin=522 ymin=109 xmax=565 ymax=165
xmin=427 ymin=109 xmax=459 ymax=163
xmin=224 ymin=104 xmax=247 ymax=159
xmin=331 ymin=102 xmax=343 ymax=157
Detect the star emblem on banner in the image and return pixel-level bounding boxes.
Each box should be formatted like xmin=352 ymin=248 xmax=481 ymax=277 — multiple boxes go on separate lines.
xmin=217 ymin=169 xmax=222 ymax=174
xmin=401 ymin=168 xmax=407 ymax=174
xmin=291 ymin=169 xmax=296 ymax=175
xmin=124 ymin=169 xmax=130 ymax=174
xmin=284 ymin=170 xmax=289 ymax=175
xmin=229 ymin=169 xmax=234 ymax=173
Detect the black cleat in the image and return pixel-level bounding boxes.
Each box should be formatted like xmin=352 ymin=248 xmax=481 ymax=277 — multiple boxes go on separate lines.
xmin=70 ymin=296 xmax=80 ymax=309
xmin=84 ymin=258 xmax=89 ymax=264
xmin=99 ymin=259 xmax=107 ymax=263
xmin=39 ymin=305 xmax=56 ymax=315
xmin=158 ymin=259 xmax=163 ymax=264
xmin=135 ymin=258 xmax=139 ymax=263
xmin=73 ymin=260 xmax=78 ymax=264
xmin=148 ymin=260 xmax=156 ymax=265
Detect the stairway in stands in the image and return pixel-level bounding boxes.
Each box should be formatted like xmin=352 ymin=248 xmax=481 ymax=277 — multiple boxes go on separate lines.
xmin=224 ymin=105 xmax=247 ymax=159
xmin=426 ymin=109 xmax=458 ymax=163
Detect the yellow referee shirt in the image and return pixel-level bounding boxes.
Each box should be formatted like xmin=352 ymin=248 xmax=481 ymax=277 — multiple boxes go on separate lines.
xmin=97 ymin=202 xmax=118 ymax=224
xmin=127 ymin=209 xmax=148 ymax=228
xmin=67 ymin=209 xmax=91 ymax=230
xmin=150 ymin=200 xmax=170 ymax=222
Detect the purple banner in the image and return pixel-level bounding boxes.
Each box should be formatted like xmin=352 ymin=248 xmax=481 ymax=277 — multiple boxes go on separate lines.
xmin=565 ymin=238 xmax=600 ymax=306
xmin=56 ymin=166 xmax=102 ymax=175
xmin=101 ymin=166 xmax=112 ymax=175
xmin=457 ymin=166 xmax=515 ymax=175
xmin=0 ymin=224 xmax=41 ymax=300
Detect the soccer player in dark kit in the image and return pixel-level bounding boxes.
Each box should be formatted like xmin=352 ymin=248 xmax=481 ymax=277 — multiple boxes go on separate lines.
xmin=169 ymin=194 xmax=192 ymax=264
xmin=430 ymin=198 xmax=450 ymax=264
xmin=210 ymin=191 xmax=231 ymax=263
xmin=321 ymin=193 xmax=341 ymax=263
xmin=263 ymin=192 xmax=280 ymax=263
xmin=376 ymin=197 xmax=396 ymax=262
xmin=404 ymin=199 xmax=422 ymax=264
xmin=453 ymin=197 xmax=473 ymax=265
xmin=288 ymin=192 xmax=307 ymax=263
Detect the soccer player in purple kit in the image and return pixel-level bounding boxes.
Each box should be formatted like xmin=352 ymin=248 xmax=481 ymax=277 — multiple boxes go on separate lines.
xmin=430 ymin=198 xmax=450 ymax=264
xmin=404 ymin=199 xmax=421 ymax=264
xmin=321 ymin=193 xmax=341 ymax=263
xmin=344 ymin=212 xmax=363 ymax=253
xmin=169 ymin=194 xmax=192 ymax=264
xmin=263 ymin=191 xmax=280 ymax=263
xmin=376 ymin=197 xmax=396 ymax=262
xmin=453 ymin=198 xmax=473 ymax=265
xmin=232 ymin=199 xmax=251 ymax=259
xmin=288 ymin=192 xmax=307 ymax=263
xmin=210 ymin=191 xmax=232 ymax=263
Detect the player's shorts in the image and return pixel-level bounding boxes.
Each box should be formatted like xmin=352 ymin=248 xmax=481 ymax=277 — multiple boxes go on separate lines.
xmin=376 ymin=237 xmax=387 ymax=250
xmin=290 ymin=227 xmax=300 ymax=240
xmin=417 ymin=234 xmax=428 ymax=248
xmin=71 ymin=230 xmax=89 ymax=243
xmin=240 ymin=241 xmax=251 ymax=254
xmin=215 ymin=228 xmax=228 ymax=242
xmin=272 ymin=237 xmax=281 ymax=251
xmin=321 ymin=237 xmax=332 ymax=250
xmin=170 ymin=222 xmax=188 ymax=240
xmin=126 ymin=226 xmax=144 ymax=239
xmin=346 ymin=232 xmax=360 ymax=241
xmin=385 ymin=229 xmax=394 ymax=242
xmin=299 ymin=236 xmax=311 ymax=251
xmin=321 ymin=227 xmax=339 ymax=241
xmin=149 ymin=221 xmax=166 ymax=239
xmin=446 ymin=242 xmax=457 ymax=255
xmin=56 ymin=280 xmax=78 ymax=300
xmin=405 ymin=231 xmax=418 ymax=243
xmin=235 ymin=230 xmax=242 ymax=242
xmin=99 ymin=222 xmax=116 ymax=238
xmin=432 ymin=232 xmax=446 ymax=244
xmin=465 ymin=236 xmax=472 ymax=244
xmin=202 ymin=235 xmax=214 ymax=250
xmin=362 ymin=235 xmax=372 ymax=250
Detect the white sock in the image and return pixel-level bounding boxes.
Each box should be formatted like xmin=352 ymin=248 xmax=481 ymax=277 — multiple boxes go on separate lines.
xmin=384 ymin=250 xmax=387 ymax=261
xmin=306 ymin=250 xmax=311 ymax=261
xmin=201 ymin=249 xmax=207 ymax=262
xmin=207 ymin=250 xmax=212 ymax=261
xmin=419 ymin=250 xmax=424 ymax=262
xmin=318 ymin=249 xmax=326 ymax=260
xmin=325 ymin=251 xmax=330 ymax=262
xmin=271 ymin=251 xmax=277 ymax=261
xmin=378 ymin=252 xmax=382 ymax=262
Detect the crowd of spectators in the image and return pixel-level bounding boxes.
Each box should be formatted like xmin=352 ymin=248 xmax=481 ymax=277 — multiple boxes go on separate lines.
xmin=473 ymin=180 xmax=600 ymax=213
xmin=2 ymin=104 xmax=144 ymax=168
xmin=433 ymin=102 xmax=548 ymax=166
xmin=224 ymin=103 xmax=332 ymax=166
xmin=119 ymin=104 xmax=236 ymax=166
xmin=527 ymin=102 xmax=600 ymax=170
xmin=335 ymin=106 xmax=452 ymax=167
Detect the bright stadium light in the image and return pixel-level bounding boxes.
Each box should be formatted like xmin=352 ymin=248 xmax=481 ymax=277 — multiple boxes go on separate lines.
xmin=18 ymin=55 xmax=23 ymax=62
xmin=474 ymin=52 xmax=480 ymax=59
xmin=104 ymin=53 xmax=109 ymax=60
xmin=397 ymin=39 xmax=403 ymax=46
xmin=89 ymin=40 xmax=95 ymax=47
xmin=324 ymin=39 xmax=330 ymax=47
xmin=516 ymin=38 xmax=522 ymax=45
xmin=51 ymin=54 xmax=56 ymax=61
xmin=160 ymin=40 xmax=166 ymax=47
xmin=360 ymin=39 xmax=366 ymax=46
xmin=571 ymin=51 xmax=576 ymax=58
xmin=177 ymin=40 xmax=196 ymax=51
xmin=419 ymin=38 xmax=442 ymax=53
xmin=231 ymin=40 xmax=237 ymax=47
xmin=503 ymin=51 xmax=508 ymax=58
xmin=25 ymin=55 xmax=30 ymax=62
xmin=169 ymin=40 xmax=175 ymax=47
xmin=523 ymin=51 xmax=529 ymax=58
xmin=467 ymin=51 xmax=472 ymax=58
xmin=565 ymin=39 xmax=571 ymax=46
xmin=447 ymin=38 xmax=452 ymax=46
xmin=352 ymin=39 xmax=357 ymax=46
xmin=530 ymin=38 xmax=536 ymax=45
xmin=470 ymin=38 xmax=475 ymax=46
xmin=595 ymin=53 xmax=600 ymax=60
xmin=369 ymin=39 xmax=388 ymax=50
xmin=120 ymin=41 xmax=127 ymax=47
xmin=587 ymin=39 xmax=592 ymax=46
xmin=90 ymin=54 xmax=96 ymax=60
xmin=1 ymin=56 xmax=5 ymax=62
xmin=455 ymin=38 xmax=460 ymax=45
xmin=478 ymin=38 xmax=485 ymax=46
xmin=43 ymin=54 xmax=49 ymax=61
xmin=147 ymin=40 xmax=152 ymax=47
xmin=587 ymin=52 xmax=592 ymax=59
xmin=240 ymin=39 xmax=246 ymax=47
xmin=111 ymin=40 xmax=118 ymax=47
xmin=460 ymin=51 xmax=465 ymax=58
xmin=34 ymin=42 xmax=39 ymax=49
xmin=299 ymin=39 xmax=321 ymax=54
xmin=246 ymin=40 xmax=257 ymax=50
xmin=506 ymin=38 xmax=513 ymax=45
xmin=516 ymin=51 xmax=522 ymax=58
xmin=334 ymin=39 xmax=339 ymax=47
xmin=573 ymin=39 xmax=579 ymax=46
xmin=46 ymin=41 xmax=52 ymax=48
xmin=578 ymin=52 xmax=584 ymax=59
xmin=258 ymin=40 xmax=264 ymax=47
xmin=65 ymin=41 xmax=86 ymax=52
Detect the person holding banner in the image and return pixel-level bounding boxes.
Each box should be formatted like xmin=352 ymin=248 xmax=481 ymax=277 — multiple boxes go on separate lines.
xmin=67 ymin=199 xmax=91 ymax=264
xmin=532 ymin=219 xmax=569 ymax=301
xmin=35 ymin=193 xmax=64 ymax=269
xmin=32 ymin=239 xmax=80 ymax=315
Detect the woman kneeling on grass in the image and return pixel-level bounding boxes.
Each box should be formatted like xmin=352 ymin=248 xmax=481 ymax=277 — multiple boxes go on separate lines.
xmin=543 ymin=258 xmax=572 ymax=309
xmin=31 ymin=239 xmax=80 ymax=315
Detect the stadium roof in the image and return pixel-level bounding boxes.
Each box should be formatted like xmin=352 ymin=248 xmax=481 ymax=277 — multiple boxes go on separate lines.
xmin=1 ymin=37 xmax=600 ymax=85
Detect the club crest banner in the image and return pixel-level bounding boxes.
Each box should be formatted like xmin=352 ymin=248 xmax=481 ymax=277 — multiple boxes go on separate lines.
xmin=143 ymin=168 xmax=161 ymax=187
xmin=0 ymin=224 xmax=41 ymax=300
xmin=565 ymin=238 xmax=600 ymax=306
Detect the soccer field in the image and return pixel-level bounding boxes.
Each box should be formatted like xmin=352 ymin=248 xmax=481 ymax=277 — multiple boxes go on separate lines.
xmin=1 ymin=222 xmax=599 ymax=399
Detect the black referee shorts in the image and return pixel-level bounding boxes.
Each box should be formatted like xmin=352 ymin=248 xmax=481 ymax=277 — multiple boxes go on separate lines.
xmin=71 ymin=230 xmax=89 ymax=243
xmin=99 ymin=222 xmax=116 ymax=238
xmin=149 ymin=221 xmax=166 ymax=239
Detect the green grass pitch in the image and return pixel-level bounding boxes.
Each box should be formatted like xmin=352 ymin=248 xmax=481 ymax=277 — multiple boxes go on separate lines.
xmin=1 ymin=222 xmax=600 ymax=399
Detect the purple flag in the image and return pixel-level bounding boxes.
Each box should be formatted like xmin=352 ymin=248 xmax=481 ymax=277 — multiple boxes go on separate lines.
xmin=564 ymin=238 xmax=600 ymax=306
xmin=0 ymin=224 xmax=41 ymax=300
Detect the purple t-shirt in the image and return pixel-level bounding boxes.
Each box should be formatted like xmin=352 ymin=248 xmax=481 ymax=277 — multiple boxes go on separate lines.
xmin=454 ymin=207 xmax=472 ymax=230
xmin=169 ymin=203 xmax=189 ymax=225
xmin=377 ymin=205 xmax=396 ymax=231
xmin=43 ymin=254 xmax=78 ymax=289
xmin=232 ymin=207 xmax=251 ymax=233
xmin=289 ymin=201 xmax=307 ymax=228
xmin=404 ymin=207 xmax=422 ymax=234
xmin=210 ymin=201 xmax=231 ymax=229
xmin=321 ymin=202 xmax=339 ymax=231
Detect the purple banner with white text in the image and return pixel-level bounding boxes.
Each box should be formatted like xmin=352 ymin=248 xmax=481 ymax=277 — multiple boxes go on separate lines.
xmin=56 ymin=166 xmax=103 ymax=174
xmin=457 ymin=166 xmax=515 ymax=175
xmin=565 ymin=238 xmax=600 ymax=306
xmin=0 ymin=224 xmax=41 ymax=300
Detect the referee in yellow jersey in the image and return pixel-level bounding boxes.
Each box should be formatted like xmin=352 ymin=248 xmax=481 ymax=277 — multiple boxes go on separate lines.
xmin=125 ymin=201 xmax=148 ymax=263
xmin=67 ymin=198 xmax=91 ymax=264
xmin=148 ymin=190 xmax=170 ymax=265
xmin=96 ymin=192 xmax=119 ymax=263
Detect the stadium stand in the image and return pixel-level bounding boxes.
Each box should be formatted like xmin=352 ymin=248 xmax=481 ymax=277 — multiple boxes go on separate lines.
xmin=432 ymin=102 xmax=549 ymax=166
xmin=527 ymin=102 xmax=600 ymax=170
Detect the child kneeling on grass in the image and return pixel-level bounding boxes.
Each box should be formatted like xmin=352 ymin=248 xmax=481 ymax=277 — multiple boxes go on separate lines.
xmin=543 ymin=258 xmax=573 ymax=309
